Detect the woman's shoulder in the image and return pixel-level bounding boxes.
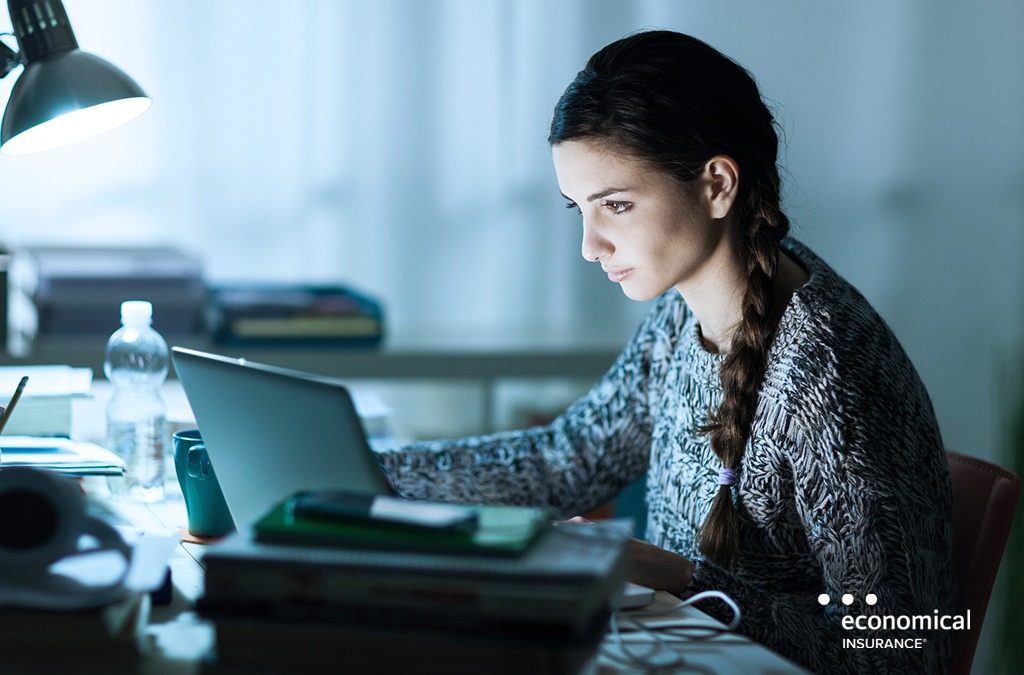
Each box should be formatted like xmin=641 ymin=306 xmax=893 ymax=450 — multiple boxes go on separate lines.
xmin=779 ymin=239 xmax=909 ymax=359
xmin=768 ymin=239 xmax=938 ymax=435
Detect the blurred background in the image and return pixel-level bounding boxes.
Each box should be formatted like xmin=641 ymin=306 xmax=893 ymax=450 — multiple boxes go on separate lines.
xmin=0 ymin=1 xmax=1021 ymax=671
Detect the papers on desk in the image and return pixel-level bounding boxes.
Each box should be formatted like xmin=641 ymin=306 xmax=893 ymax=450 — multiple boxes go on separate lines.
xmin=0 ymin=436 xmax=125 ymax=476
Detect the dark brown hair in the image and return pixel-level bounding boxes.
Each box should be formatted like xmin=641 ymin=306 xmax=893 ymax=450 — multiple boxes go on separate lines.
xmin=548 ymin=30 xmax=790 ymax=566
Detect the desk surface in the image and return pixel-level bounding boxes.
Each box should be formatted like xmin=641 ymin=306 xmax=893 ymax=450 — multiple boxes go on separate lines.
xmin=96 ymin=489 xmax=808 ymax=675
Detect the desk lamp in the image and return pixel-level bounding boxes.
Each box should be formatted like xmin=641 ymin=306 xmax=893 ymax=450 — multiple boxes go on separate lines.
xmin=0 ymin=0 xmax=150 ymax=155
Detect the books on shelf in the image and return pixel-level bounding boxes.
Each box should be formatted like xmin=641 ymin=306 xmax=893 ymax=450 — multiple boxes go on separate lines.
xmin=207 ymin=284 xmax=385 ymax=347
xmin=11 ymin=245 xmax=205 ymax=341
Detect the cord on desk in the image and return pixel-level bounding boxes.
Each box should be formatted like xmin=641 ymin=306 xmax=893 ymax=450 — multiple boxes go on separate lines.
xmin=601 ymin=589 xmax=743 ymax=670
xmin=552 ymin=521 xmax=744 ymax=669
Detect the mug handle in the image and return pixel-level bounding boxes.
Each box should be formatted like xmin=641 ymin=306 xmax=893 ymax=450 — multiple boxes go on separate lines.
xmin=187 ymin=443 xmax=214 ymax=479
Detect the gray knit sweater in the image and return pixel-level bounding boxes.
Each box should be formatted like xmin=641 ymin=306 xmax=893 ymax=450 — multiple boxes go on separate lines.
xmin=377 ymin=239 xmax=955 ymax=674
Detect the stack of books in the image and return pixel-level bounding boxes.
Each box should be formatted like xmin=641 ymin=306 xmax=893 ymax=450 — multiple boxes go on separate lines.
xmin=207 ymin=284 xmax=384 ymax=348
xmin=197 ymin=496 xmax=630 ymax=674
xmin=18 ymin=245 xmax=206 ymax=337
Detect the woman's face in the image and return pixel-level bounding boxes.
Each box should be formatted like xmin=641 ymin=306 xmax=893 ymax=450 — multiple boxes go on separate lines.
xmin=552 ymin=139 xmax=728 ymax=302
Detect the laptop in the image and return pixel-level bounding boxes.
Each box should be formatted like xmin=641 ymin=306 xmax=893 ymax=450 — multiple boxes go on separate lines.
xmin=171 ymin=347 xmax=395 ymax=531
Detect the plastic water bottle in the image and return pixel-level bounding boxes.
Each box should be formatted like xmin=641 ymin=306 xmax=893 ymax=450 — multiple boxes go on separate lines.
xmin=105 ymin=300 xmax=169 ymax=502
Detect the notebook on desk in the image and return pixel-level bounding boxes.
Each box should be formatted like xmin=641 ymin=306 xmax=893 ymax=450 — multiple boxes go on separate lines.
xmin=171 ymin=347 xmax=396 ymax=532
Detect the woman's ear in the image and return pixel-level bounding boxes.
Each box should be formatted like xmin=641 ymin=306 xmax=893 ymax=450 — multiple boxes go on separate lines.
xmin=703 ymin=155 xmax=740 ymax=220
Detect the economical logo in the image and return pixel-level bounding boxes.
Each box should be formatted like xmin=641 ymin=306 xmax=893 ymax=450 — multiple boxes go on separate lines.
xmin=819 ymin=592 xmax=969 ymax=650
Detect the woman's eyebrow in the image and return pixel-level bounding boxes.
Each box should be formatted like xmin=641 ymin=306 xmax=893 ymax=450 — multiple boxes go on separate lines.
xmin=560 ymin=187 xmax=631 ymax=203
xmin=586 ymin=187 xmax=630 ymax=202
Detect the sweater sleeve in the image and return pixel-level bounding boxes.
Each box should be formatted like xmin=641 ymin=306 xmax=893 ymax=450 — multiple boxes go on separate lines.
xmin=685 ymin=411 xmax=953 ymax=674
xmin=374 ymin=295 xmax=672 ymax=518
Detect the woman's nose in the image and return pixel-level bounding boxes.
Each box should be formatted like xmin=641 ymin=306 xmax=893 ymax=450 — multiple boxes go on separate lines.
xmin=581 ymin=219 xmax=612 ymax=262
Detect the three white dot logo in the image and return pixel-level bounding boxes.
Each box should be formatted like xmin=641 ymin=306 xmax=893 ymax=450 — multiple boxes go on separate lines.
xmin=819 ymin=593 xmax=877 ymax=606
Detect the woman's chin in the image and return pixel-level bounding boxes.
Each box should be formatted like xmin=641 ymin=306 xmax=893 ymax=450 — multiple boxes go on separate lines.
xmin=620 ymin=282 xmax=663 ymax=303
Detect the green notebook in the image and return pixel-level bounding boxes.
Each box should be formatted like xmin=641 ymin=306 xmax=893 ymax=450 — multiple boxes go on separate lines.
xmin=253 ymin=494 xmax=551 ymax=557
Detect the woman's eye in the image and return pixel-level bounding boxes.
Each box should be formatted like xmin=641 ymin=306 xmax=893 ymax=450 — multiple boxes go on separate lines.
xmin=565 ymin=200 xmax=581 ymax=214
xmin=604 ymin=201 xmax=631 ymax=214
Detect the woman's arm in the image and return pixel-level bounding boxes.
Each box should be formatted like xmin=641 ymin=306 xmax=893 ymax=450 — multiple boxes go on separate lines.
xmin=375 ymin=293 xmax=682 ymax=516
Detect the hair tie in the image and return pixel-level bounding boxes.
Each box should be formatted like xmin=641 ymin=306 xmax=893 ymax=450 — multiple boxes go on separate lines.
xmin=718 ymin=467 xmax=737 ymax=487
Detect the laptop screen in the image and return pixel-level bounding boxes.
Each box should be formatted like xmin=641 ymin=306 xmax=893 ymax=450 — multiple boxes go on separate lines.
xmin=171 ymin=347 xmax=395 ymax=531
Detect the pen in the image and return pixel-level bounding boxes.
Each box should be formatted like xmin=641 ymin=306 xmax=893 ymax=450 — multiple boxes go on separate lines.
xmin=0 ymin=376 xmax=29 ymax=436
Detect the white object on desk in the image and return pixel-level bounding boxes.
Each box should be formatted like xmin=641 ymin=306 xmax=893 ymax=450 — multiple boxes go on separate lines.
xmin=615 ymin=582 xmax=657 ymax=609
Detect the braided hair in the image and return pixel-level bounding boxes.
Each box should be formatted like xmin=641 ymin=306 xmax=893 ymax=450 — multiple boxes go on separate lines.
xmin=549 ymin=30 xmax=790 ymax=566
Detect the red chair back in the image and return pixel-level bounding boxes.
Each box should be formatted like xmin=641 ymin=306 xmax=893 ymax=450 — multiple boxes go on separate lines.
xmin=946 ymin=449 xmax=1021 ymax=675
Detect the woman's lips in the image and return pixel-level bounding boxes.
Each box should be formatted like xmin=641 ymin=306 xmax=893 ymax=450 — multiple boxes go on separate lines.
xmin=603 ymin=267 xmax=632 ymax=283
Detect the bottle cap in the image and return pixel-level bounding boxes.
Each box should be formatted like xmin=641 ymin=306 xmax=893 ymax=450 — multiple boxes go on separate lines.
xmin=120 ymin=300 xmax=153 ymax=325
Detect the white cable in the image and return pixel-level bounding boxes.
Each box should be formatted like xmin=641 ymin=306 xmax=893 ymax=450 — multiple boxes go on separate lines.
xmin=552 ymin=523 xmax=745 ymax=669
xmin=601 ymin=589 xmax=743 ymax=669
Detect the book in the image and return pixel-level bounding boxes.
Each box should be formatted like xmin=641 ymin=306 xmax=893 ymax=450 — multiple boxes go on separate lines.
xmin=253 ymin=494 xmax=550 ymax=557
xmin=199 ymin=524 xmax=630 ymax=638
xmin=204 ymin=613 xmax=599 ymax=675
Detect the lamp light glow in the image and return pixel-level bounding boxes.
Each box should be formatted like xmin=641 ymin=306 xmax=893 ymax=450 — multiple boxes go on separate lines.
xmin=2 ymin=96 xmax=151 ymax=155
xmin=0 ymin=0 xmax=150 ymax=155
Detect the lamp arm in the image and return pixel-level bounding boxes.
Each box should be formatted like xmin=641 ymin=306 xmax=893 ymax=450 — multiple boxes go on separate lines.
xmin=0 ymin=33 xmax=19 ymax=78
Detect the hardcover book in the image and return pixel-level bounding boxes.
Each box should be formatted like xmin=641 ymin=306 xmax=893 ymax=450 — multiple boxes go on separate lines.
xmin=199 ymin=523 xmax=630 ymax=638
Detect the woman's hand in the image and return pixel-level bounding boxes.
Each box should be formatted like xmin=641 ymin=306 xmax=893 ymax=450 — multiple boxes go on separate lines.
xmin=562 ymin=516 xmax=695 ymax=596
xmin=628 ymin=537 xmax=695 ymax=596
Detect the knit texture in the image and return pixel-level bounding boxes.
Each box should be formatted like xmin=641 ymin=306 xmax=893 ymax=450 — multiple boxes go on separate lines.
xmin=378 ymin=239 xmax=954 ymax=674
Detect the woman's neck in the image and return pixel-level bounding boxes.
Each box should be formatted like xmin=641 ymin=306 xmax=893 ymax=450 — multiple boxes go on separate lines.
xmin=683 ymin=247 xmax=808 ymax=356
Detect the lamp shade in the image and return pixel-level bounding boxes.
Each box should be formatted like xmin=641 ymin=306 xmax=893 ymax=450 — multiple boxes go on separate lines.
xmin=0 ymin=0 xmax=150 ymax=155
xmin=1 ymin=50 xmax=150 ymax=155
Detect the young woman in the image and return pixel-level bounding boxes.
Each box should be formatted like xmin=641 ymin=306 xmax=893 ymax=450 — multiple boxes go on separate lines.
xmin=377 ymin=30 xmax=954 ymax=674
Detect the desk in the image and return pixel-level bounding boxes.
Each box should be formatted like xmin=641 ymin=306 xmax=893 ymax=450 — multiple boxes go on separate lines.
xmin=99 ymin=489 xmax=809 ymax=675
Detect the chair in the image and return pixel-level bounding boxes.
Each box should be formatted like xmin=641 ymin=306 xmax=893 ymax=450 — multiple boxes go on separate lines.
xmin=946 ymin=449 xmax=1021 ymax=675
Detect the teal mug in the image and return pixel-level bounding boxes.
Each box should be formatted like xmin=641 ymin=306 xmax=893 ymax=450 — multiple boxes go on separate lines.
xmin=172 ymin=429 xmax=234 ymax=538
